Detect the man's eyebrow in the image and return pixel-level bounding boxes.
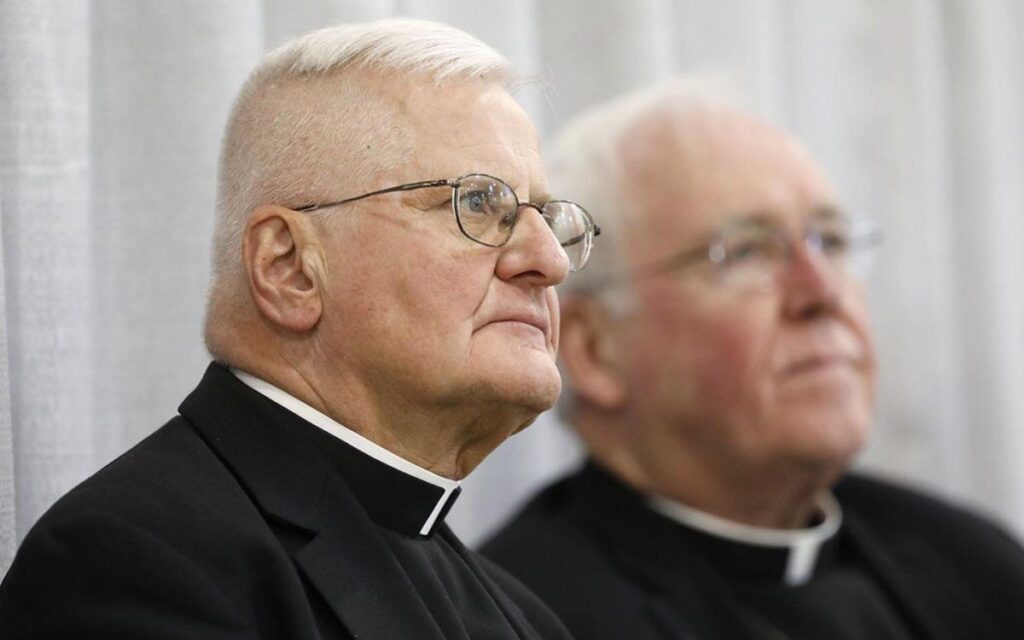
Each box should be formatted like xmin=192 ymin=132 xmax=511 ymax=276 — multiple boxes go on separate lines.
xmin=721 ymin=211 xmax=778 ymax=229
xmin=809 ymin=204 xmax=847 ymax=220
xmin=726 ymin=205 xmax=848 ymax=228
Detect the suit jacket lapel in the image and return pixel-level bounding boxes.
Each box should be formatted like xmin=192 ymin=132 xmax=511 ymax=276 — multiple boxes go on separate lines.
xmin=180 ymin=364 xmax=447 ymax=640
xmin=294 ymin=472 xmax=448 ymax=640
xmin=572 ymin=466 xmax=755 ymax=638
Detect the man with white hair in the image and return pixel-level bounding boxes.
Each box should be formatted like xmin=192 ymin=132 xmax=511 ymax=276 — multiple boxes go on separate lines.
xmin=482 ymin=80 xmax=1024 ymax=639
xmin=0 ymin=19 xmax=597 ymax=638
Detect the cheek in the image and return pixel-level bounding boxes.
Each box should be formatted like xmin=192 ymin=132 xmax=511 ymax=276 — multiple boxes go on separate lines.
xmin=631 ymin=292 xmax=773 ymax=404
xmin=690 ymin=313 xmax=773 ymax=404
xmin=398 ymin=272 xmax=487 ymax=354
xmin=850 ymin=291 xmax=878 ymax=404
xmin=849 ymin=287 xmax=875 ymax=360
xmin=334 ymin=244 xmax=490 ymax=353
xmin=546 ymin=288 xmax=561 ymax=353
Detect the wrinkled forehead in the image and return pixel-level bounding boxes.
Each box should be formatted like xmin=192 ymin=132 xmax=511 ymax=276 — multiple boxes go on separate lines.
xmin=619 ymin=107 xmax=836 ymax=250
xmin=380 ymin=76 xmax=546 ymax=194
xmin=260 ymin=70 xmax=545 ymax=199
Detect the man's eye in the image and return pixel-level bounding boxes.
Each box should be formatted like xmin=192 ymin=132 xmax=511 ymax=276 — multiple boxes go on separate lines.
xmin=462 ymin=191 xmax=492 ymax=215
xmin=817 ymin=230 xmax=851 ymax=255
xmin=498 ymin=210 xmax=518 ymax=233
xmin=724 ymin=239 xmax=775 ymax=263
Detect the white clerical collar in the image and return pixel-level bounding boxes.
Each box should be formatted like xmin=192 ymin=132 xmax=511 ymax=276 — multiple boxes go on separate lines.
xmin=647 ymin=491 xmax=842 ymax=586
xmin=231 ymin=368 xmax=461 ymax=537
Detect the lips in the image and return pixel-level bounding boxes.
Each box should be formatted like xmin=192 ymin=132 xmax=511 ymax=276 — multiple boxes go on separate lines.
xmin=777 ymin=352 xmax=862 ymax=381
xmin=776 ymin=324 xmax=866 ymax=378
xmin=475 ymin=305 xmax=552 ymax=344
xmin=488 ymin=314 xmax=548 ymax=335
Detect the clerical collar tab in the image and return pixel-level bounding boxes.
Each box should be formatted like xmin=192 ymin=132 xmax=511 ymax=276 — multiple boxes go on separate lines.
xmin=232 ymin=369 xmax=461 ymax=537
xmin=647 ymin=492 xmax=842 ymax=586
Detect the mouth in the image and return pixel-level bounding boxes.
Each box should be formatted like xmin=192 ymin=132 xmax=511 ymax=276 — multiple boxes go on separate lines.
xmin=487 ymin=318 xmax=548 ymax=338
xmin=476 ymin=307 xmax=552 ymax=347
xmin=780 ymin=355 xmax=857 ymax=378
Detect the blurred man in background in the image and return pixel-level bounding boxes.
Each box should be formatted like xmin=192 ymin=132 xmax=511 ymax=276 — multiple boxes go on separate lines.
xmin=483 ymin=79 xmax=1024 ymax=639
xmin=0 ymin=19 xmax=599 ymax=638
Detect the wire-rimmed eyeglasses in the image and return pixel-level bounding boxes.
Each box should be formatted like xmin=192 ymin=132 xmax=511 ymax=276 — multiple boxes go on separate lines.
xmin=294 ymin=173 xmax=601 ymax=272
xmin=590 ymin=211 xmax=880 ymax=290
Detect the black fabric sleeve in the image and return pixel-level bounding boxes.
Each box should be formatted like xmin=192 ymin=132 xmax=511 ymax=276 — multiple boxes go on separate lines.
xmin=0 ymin=510 xmax=253 ymax=639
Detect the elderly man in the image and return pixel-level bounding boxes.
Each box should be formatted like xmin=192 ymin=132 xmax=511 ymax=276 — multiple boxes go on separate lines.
xmin=482 ymin=80 xmax=1024 ymax=639
xmin=0 ymin=19 xmax=598 ymax=638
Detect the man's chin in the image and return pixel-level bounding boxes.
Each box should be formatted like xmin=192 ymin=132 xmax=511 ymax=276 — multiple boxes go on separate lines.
xmin=481 ymin=367 xmax=562 ymax=419
xmin=784 ymin=417 xmax=870 ymax=472
xmin=472 ymin=345 xmax=561 ymax=404
xmin=503 ymin=374 xmax=562 ymax=415
xmin=512 ymin=415 xmax=538 ymax=435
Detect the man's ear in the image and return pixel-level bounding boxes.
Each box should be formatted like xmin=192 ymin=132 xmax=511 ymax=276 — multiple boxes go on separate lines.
xmin=559 ymin=294 xmax=627 ymax=410
xmin=243 ymin=205 xmax=323 ymax=332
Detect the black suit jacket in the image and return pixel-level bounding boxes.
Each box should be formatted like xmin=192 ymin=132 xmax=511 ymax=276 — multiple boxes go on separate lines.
xmin=0 ymin=364 xmax=570 ymax=639
xmin=481 ymin=463 xmax=1024 ymax=640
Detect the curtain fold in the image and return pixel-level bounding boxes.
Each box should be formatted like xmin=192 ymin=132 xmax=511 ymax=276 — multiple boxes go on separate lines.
xmin=944 ymin=0 xmax=1024 ymax=519
xmin=1 ymin=1 xmax=95 ymax=554
xmin=0 ymin=195 xmax=15 ymax=570
xmin=87 ymin=0 xmax=263 ymax=462
xmin=1 ymin=2 xmax=1022 ymax=572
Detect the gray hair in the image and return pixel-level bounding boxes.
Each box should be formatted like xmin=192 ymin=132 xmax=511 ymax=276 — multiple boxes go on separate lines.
xmin=206 ymin=18 xmax=516 ymax=357
xmin=549 ymin=74 xmax=745 ymax=310
xmin=549 ymin=75 xmax=746 ymax=417
xmin=261 ymin=19 xmax=516 ymax=82
xmin=212 ymin=19 xmax=516 ymax=282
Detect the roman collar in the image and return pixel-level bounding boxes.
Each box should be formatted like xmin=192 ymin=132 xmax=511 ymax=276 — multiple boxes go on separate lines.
xmin=233 ymin=369 xmax=461 ymax=538
xmin=647 ymin=486 xmax=842 ymax=586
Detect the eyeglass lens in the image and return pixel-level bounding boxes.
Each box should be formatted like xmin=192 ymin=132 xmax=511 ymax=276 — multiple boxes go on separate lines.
xmin=454 ymin=174 xmax=596 ymax=271
xmin=710 ymin=217 xmax=878 ymax=287
xmin=455 ymin=174 xmax=518 ymax=246
xmin=542 ymin=201 xmax=594 ymax=272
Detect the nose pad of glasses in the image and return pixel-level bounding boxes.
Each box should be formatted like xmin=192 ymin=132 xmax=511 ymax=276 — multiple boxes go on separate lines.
xmin=501 ymin=202 xmax=545 ymax=241
xmin=510 ymin=204 xmax=572 ymax=262
xmin=804 ymin=232 xmax=825 ymax=256
xmin=785 ymin=234 xmax=843 ymax=291
xmin=498 ymin=209 xmax=518 ymax=236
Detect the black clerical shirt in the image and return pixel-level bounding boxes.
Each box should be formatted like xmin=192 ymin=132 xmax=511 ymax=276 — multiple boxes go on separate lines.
xmin=235 ymin=371 xmax=529 ymax=639
xmin=647 ymin=480 xmax=914 ymax=639
xmin=0 ymin=363 xmax=573 ymax=639
xmin=482 ymin=462 xmax=992 ymax=640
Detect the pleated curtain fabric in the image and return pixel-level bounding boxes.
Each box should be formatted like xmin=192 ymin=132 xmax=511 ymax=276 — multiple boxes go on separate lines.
xmin=1 ymin=0 xmax=1022 ymax=575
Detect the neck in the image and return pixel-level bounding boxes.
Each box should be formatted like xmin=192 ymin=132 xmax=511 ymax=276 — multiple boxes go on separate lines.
xmin=581 ymin=414 xmax=843 ymax=529
xmin=236 ymin=359 xmax=534 ymax=480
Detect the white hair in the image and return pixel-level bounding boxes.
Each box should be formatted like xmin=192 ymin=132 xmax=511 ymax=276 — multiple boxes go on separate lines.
xmin=549 ymin=74 xmax=746 ymax=310
xmin=260 ymin=19 xmax=517 ymax=83
xmin=549 ymin=74 xmax=747 ymax=418
xmin=206 ymin=18 xmax=516 ymax=358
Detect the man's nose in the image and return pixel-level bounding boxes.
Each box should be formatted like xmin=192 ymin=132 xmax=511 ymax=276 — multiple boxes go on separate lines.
xmin=780 ymin=238 xmax=843 ymax=320
xmin=494 ymin=207 xmax=570 ymax=286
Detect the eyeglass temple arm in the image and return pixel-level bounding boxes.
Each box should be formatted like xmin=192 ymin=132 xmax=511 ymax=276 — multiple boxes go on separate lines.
xmin=637 ymin=244 xmax=709 ymax=276
xmin=559 ymin=225 xmax=602 ymax=248
xmin=295 ymin=179 xmax=457 ymax=213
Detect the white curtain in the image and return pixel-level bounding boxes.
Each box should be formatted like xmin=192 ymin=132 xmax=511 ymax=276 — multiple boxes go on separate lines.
xmin=1 ymin=0 xmax=1021 ymax=573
